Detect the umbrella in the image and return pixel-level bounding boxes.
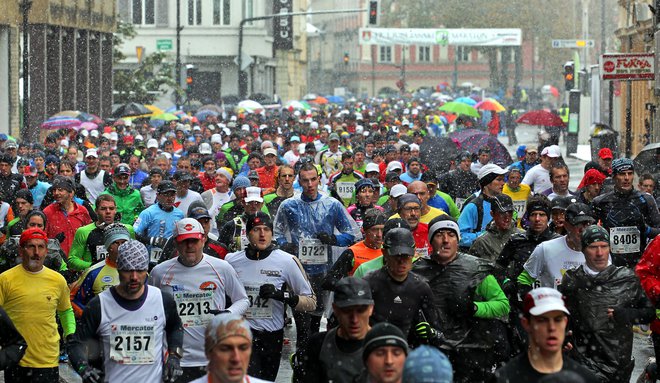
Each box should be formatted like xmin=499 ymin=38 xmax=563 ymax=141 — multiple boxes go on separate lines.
xmin=285 ymin=100 xmax=311 ymax=111
xmin=302 ymin=93 xmax=318 ymax=101
xmin=326 ymin=95 xmax=345 ymax=105
xmin=150 ymin=113 xmax=179 ymax=122
xmin=438 ymin=102 xmax=480 ymax=118
xmin=542 ymin=85 xmax=560 ymax=98
xmin=633 ymin=142 xmax=660 ymax=176
xmin=236 ymin=100 xmax=264 ymax=113
xmin=199 ymin=104 xmax=223 ymax=114
xmin=516 ymin=110 xmax=565 ymax=127
xmin=475 ymin=98 xmax=506 ymax=112
xmin=51 ymin=110 xmax=102 ymax=124
xmin=455 ymin=97 xmax=477 ymax=106
xmin=145 ymin=105 xmax=164 ymax=116
xmin=431 ymin=92 xmax=453 ymax=102
xmin=195 ymin=109 xmax=219 ymax=121
xmin=112 ymin=103 xmax=152 ymax=118
xmin=310 ymin=96 xmax=328 ymax=105
xmin=419 ymin=137 xmax=460 ymax=174
xmin=41 ymin=116 xmax=81 ymax=130
xmin=449 ymin=129 xmax=513 ymax=166
xmin=79 ymin=122 xmax=98 ymax=131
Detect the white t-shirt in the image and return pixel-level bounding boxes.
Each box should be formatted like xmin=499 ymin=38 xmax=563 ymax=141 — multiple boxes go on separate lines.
xmin=202 ymin=188 xmax=232 ymax=236
xmin=150 ymin=254 xmax=249 ymax=367
xmin=140 ymin=184 xmax=157 ymax=207
xmin=283 ymin=150 xmax=300 ymax=166
xmin=522 ymin=164 xmax=551 ymax=194
xmin=225 ymin=249 xmax=314 ymax=332
xmin=523 ymin=236 xmax=585 ymax=289
xmin=175 ymin=190 xmax=204 ymax=217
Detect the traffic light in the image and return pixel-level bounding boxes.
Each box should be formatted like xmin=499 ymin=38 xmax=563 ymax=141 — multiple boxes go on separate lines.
xmin=368 ymin=0 xmax=379 ymax=26
xmin=563 ymin=61 xmax=575 ymax=91
xmin=185 ymin=64 xmax=195 ymax=93
xmin=343 ymin=52 xmax=349 ymax=65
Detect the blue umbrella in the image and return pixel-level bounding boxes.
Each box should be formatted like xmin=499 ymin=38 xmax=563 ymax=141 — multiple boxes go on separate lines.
xmin=455 ymin=97 xmax=477 ymax=106
xmin=195 ymin=109 xmax=219 ymax=121
xmin=326 ymin=95 xmax=345 ymax=105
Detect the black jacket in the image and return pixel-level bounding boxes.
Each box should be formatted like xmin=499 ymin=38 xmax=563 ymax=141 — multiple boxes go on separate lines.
xmin=560 ymin=264 xmax=655 ymax=382
xmin=495 ymin=227 xmax=561 ymax=283
xmin=0 ymin=306 xmax=27 ymax=370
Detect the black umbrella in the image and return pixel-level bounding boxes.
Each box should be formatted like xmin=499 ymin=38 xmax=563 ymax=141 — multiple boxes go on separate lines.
xmin=111 ymin=102 xmax=151 ymax=118
xmin=419 ymin=136 xmax=460 ymax=174
xmin=633 ymin=142 xmax=660 ymax=176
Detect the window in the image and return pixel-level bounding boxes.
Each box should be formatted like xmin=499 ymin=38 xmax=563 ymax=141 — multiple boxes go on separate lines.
xmin=379 ymin=46 xmax=392 ymax=63
xmin=213 ymin=0 xmax=231 ymax=25
xmin=418 ymin=46 xmax=431 ymax=62
xmin=456 ymin=46 xmax=470 ymax=62
xmin=188 ymin=0 xmax=202 ymax=25
xmin=243 ymin=0 xmax=254 ymax=25
xmin=132 ymin=0 xmax=155 ymax=25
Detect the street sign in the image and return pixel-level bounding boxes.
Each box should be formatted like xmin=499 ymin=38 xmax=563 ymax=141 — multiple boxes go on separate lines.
xmin=551 ymin=39 xmax=595 ymax=48
xmin=600 ymin=53 xmax=655 ymax=81
xmin=156 ymin=39 xmax=173 ymax=51
xmin=359 ymin=28 xmax=522 ymax=46
xmin=233 ymin=52 xmax=254 ymax=71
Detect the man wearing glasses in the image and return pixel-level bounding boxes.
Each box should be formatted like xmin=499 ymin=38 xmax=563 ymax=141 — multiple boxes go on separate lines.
xmin=99 ymin=164 xmax=144 ymax=225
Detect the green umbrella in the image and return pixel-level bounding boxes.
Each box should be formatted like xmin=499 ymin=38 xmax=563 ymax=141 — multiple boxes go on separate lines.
xmin=150 ymin=113 xmax=180 ymax=121
xmin=438 ymin=102 xmax=481 ymax=118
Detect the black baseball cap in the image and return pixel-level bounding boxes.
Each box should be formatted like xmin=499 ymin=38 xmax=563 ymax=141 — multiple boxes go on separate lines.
xmin=173 ymin=170 xmax=193 ymax=182
xmin=157 ymin=180 xmax=177 ymax=193
xmin=114 ymin=164 xmax=130 ymax=175
xmin=491 ymin=194 xmax=514 ymax=213
xmin=383 ymin=228 xmax=415 ymax=257
xmin=552 ymin=196 xmax=577 ymax=211
xmin=333 ymin=277 xmax=374 ymax=308
xmin=188 ymin=201 xmax=211 ymax=220
xmin=565 ymin=203 xmax=595 ymax=225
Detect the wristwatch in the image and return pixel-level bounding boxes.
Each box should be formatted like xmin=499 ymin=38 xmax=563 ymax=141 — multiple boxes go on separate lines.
xmin=169 ymin=347 xmax=184 ymax=359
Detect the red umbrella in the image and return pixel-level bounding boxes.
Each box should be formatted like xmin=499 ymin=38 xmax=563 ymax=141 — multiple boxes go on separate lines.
xmin=515 ymin=110 xmax=565 ymax=127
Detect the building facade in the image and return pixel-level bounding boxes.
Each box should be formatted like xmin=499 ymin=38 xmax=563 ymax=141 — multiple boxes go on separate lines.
xmin=115 ymin=0 xmax=308 ymax=106
xmin=0 ymin=0 xmax=116 ymax=140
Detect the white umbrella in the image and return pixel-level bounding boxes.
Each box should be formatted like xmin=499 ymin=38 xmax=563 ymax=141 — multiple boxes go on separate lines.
xmin=236 ymin=100 xmax=264 ymax=113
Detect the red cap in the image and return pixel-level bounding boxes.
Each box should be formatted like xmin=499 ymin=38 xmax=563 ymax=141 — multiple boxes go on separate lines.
xmin=598 ymin=148 xmax=613 ymax=160
xmin=23 ymin=166 xmax=37 ymax=177
xmin=20 ymin=227 xmax=48 ymax=246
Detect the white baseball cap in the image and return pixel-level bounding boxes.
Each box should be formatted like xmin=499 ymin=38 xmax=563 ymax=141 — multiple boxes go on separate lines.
xmin=263 ymin=148 xmax=278 ymax=157
xmin=365 ymin=163 xmax=379 ymax=174
xmin=386 ymin=161 xmax=403 ymax=172
xmin=147 ymin=139 xmax=159 ymax=149
xmin=85 ymin=148 xmax=98 ymax=158
xmin=175 ymin=218 xmax=205 ymax=242
xmin=244 ymin=186 xmax=264 ymax=203
xmin=390 ymin=184 xmax=407 ymax=198
xmin=523 ymin=287 xmax=570 ymax=316
xmin=211 ymin=134 xmax=223 ymax=144
xmin=478 ymin=163 xmax=508 ymax=181
xmin=199 ymin=142 xmax=212 ymax=155
xmin=541 ymin=145 xmax=561 ymax=158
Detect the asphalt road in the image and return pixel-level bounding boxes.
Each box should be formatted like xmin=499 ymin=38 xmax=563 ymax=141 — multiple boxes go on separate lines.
xmin=1 ymin=125 xmax=655 ymax=383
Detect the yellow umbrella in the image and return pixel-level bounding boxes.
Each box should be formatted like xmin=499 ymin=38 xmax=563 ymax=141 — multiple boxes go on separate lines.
xmin=475 ymin=98 xmax=506 ymax=113
xmin=145 ymin=105 xmax=164 ymax=115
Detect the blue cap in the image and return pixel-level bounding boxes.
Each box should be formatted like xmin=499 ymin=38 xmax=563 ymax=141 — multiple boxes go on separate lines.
xmin=516 ymin=145 xmax=527 ymax=158
xmin=0 ymin=134 xmax=8 ymax=141
xmin=355 ymin=178 xmax=374 ymax=193
xmin=402 ymin=345 xmax=453 ymax=383
xmin=232 ymin=176 xmax=251 ymax=191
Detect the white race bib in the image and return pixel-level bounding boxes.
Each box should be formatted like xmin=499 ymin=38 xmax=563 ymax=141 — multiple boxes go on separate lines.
xmin=150 ymin=247 xmax=162 ymax=263
xmin=298 ymin=238 xmax=328 ymax=265
xmin=244 ymin=284 xmax=273 ymax=319
xmin=455 ymin=198 xmax=466 ymax=211
xmin=610 ymin=226 xmax=641 ymax=254
xmin=336 ymin=182 xmax=355 ymax=200
xmin=513 ymin=200 xmax=526 ymax=217
xmin=173 ymin=291 xmax=214 ymax=328
xmin=109 ymin=324 xmax=156 ymax=364
xmin=96 ymin=245 xmax=108 ymax=261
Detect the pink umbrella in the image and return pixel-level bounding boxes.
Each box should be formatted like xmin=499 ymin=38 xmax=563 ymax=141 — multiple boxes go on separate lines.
xmin=79 ymin=122 xmax=98 ymax=131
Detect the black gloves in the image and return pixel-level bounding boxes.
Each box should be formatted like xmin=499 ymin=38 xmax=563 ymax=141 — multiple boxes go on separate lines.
xmin=55 ymin=232 xmax=65 ymax=244
xmin=415 ymin=322 xmax=437 ymax=339
xmin=316 ymin=232 xmax=337 ymax=246
xmin=208 ymin=309 xmax=231 ymax=315
xmin=78 ymin=365 xmax=103 ymax=383
xmin=450 ymin=290 xmax=477 ymax=318
xmin=259 ymin=283 xmax=299 ymax=307
xmin=162 ymin=355 xmax=183 ymax=383
xmin=150 ymin=236 xmax=168 ymax=248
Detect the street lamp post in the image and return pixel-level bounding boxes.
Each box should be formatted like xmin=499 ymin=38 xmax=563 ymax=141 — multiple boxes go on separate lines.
xmin=175 ymin=0 xmax=183 ymax=109
xmin=20 ymin=0 xmax=33 ymax=141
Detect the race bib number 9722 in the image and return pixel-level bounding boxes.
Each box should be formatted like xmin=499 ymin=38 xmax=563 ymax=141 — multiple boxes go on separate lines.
xmin=298 ymin=238 xmax=328 ymax=265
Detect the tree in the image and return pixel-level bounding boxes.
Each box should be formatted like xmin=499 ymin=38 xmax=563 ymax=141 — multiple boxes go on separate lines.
xmin=112 ymin=21 xmax=180 ymax=104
